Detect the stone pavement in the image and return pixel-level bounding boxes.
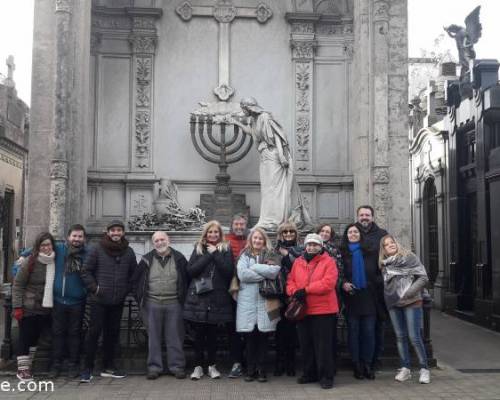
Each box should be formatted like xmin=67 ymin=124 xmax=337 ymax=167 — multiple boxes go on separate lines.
xmin=1 ymin=310 xmax=500 ymax=399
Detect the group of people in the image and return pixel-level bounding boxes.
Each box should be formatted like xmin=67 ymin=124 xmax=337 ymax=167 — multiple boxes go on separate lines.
xmin=11 ymin=205 xmax=431 ymax=389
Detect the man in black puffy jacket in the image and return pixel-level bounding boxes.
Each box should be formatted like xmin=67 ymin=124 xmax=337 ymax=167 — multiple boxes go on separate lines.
xmin=80 ymin=220 xmax=137 ymax=382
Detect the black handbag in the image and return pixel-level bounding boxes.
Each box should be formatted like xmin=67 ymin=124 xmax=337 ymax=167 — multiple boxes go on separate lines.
xmin=259 ymin=272 xmax=284 ymax=299
xmin=194 ymin=267 xmax=215 ymax=295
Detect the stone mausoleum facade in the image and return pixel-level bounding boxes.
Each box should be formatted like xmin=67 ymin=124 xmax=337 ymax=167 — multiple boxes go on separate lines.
xmin=26 ymin=0 xmax=410 ymax=256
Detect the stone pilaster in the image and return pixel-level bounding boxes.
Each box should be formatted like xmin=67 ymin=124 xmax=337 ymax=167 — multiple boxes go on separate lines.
xmin=288 ymin=17 xmax=318 ymax=174
xmin=127 ymin=9 xmax=162 ymax=173
xmin=352 ymin=0 xmax=410 ymax=243
xmin=25 ymin=0 xmax=56 ymax=244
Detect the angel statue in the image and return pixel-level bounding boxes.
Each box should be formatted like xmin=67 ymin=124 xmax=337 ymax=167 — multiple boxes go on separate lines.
xmin=444 ymin=6 xmax=482 ymax=82
xmin=230 ymin=97 xmax=313 ymax=231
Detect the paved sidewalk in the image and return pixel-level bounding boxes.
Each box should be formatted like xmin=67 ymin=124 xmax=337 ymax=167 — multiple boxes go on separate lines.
xmin=1 ymin=310 xmax=500 ymax=399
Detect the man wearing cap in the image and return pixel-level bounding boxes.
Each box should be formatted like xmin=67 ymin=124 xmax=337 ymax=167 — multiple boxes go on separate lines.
xmin=80 ymin=220 xmax=137 ymax=382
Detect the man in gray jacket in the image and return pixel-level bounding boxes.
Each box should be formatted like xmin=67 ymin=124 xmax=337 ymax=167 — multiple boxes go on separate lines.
xmin=132 ymin=231 xmax=189 ymax=380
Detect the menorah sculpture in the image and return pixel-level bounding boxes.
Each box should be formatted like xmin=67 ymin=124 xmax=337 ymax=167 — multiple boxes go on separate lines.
xmin=190 ymin=109 xmax=253 ymax=225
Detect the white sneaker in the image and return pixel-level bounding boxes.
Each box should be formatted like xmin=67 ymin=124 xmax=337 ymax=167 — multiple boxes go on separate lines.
xmin=419 ymin=368 xmax=431 ymax=384
xmin=395 ymin=367 xmax=412 ymax=382
xmin=190 ymin=366 xmax=204 ymax=380
xmin=208 ymin=364 xmax=221 ymax=379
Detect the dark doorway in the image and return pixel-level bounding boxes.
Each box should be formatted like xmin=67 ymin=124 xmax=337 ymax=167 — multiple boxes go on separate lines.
xmin=423 ymin=178 xmax=439 ymax=285
xmin=1 ymin=190 xmax=14 ymax=283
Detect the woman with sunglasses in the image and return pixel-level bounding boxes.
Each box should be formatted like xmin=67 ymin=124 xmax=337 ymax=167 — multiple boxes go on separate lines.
xmin=273 ymin=222 xmax=303 ymax=377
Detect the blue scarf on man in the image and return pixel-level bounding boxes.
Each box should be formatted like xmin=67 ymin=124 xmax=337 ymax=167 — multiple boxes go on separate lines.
xmin=348 ymin=242 xmax=367 ymax=289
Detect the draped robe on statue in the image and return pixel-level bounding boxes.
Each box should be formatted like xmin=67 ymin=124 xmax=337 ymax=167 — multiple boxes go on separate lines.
xmin=250 ymin=111 xmax=312 ymax=231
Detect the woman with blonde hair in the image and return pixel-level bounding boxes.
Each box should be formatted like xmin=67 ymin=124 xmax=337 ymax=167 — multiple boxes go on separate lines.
xmin=184 ymin=220 xmax=234 ymax=380
xmin=379 ymin=234 xmax=430 ymax=384
xmin=236 ymin=227 xmax=281 ymax=382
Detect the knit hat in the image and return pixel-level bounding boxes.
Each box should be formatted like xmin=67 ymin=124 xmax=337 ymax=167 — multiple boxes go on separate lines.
xmin=304 ymin=233 xmax=323 ymax=246
xmin=106 ymin=220 xmax=125 ymax=231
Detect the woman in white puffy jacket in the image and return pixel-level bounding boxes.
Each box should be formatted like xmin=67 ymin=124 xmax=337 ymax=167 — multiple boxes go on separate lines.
xmin=236 ymin=227 xmax=281 ymax=383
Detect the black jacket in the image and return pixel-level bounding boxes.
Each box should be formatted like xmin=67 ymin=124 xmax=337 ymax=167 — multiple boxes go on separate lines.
xmin=342 ymin=245 xmax=382 ymax=317
xmin=356 ymin=222 xmax=388 ymax=255
xmin=355 ymin=222 xmax=388 ymax=315
xmin=132 ymin=248 xmax=189 ymax=308
xmin=81 ymin=243 xmax=137 ymax=305
xmin=183 ymin=246 xmax=234 ymax=324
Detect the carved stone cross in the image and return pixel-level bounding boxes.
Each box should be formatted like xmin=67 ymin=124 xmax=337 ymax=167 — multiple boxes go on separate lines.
xmin=4 ymin=55 xmax=15 ymax=87
xmin=176 ymin=0 xmax=272 ymax=101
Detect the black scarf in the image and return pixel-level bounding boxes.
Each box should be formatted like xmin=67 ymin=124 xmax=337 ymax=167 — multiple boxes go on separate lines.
xmin=304 ymin=249 xmax=323 ymax=262
xmin=100 ymin=234 xmax=129 ymax=257
xmin=65 ymin=244 xmax=85 ymax=273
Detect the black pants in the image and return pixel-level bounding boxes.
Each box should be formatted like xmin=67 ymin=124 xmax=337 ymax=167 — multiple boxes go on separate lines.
xmin=84 ymin=302 xmax=123 ymax=370
xmin=275 ymin=318 xmax=296 ymax=366
xmin=192 ymin=322 xmax=218 ymax=366
xmin=17 ymin=314 xmax=51 ymax=356
xmin=52 ymin=302 xmax=85 ymax=366
xmin=297 ymin=314 xmax=336 ymax=384
xmin=227 ymin=320 xmax=244 ymax=365
xmin=245 ymin=327 xmax=269 ymax=373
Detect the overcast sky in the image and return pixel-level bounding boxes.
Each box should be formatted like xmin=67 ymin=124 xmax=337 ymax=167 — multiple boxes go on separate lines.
xmin=0 ymin=0 xmax=499 ymax=104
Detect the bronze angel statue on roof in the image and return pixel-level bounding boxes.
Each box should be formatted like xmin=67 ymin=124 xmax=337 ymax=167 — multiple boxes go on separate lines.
xmin=444 ymin=6 xmax=482 ymax=82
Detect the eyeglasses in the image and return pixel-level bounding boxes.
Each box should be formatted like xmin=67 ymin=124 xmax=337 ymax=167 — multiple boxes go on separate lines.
xmin=282 ymin=230 xmax=296 ymax=234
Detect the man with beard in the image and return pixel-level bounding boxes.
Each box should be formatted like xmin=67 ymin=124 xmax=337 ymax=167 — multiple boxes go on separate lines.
xmin=132 ymin=231 xmax=189 ymax=380
xmin=355 ymin=206 xmax=388 ymax=371
xmin=80 ymin=220 xmax=137 ymax=382
xmin=225 ymin=214 xmax=249 ymax=378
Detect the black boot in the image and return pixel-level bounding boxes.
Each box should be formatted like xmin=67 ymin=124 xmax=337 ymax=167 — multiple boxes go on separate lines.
xmin=285 ymin=351 xmax=295 ymax=376
xmin=353 ymin=363 xmax=364 ymax=380
xmin=363 ymin=364 xmax=375 ymax=380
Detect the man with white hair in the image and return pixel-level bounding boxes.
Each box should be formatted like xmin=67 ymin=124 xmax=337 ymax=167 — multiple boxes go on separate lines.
xmin=132 ymin=231 xmax=189 ymax=380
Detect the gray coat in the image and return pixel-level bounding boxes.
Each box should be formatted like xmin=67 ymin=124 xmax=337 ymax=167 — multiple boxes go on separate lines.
xmin=236 ymin=252 xmax=281 ymax=333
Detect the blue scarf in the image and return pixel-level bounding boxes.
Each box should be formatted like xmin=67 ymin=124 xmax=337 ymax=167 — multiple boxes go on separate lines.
xmin=348 ymin=243 xmax=367 ymax=289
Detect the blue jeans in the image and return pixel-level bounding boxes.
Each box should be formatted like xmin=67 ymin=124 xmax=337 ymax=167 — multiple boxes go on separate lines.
xmin=347 ymin=315 xmax=376 ymax=365
xmin=388 ymin=306 xmax=428 ymax=369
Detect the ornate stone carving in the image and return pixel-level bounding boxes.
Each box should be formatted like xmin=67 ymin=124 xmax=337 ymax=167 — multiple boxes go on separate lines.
xmin=55 ymin=0 xmax=71 ymax=13
xmin=296 ymin=116 xmax=310 ymax=161
xmin=135 ymin=111 xmax=151 ymax=168
xmin=176 ymin=1 xmax=194 ymax=21
xmin=296 ymin=63 xmax=311 ymax=112
xmin=292 ymin=22 xmax=315 ymax=34
xmin=291 ymin=40 xmax=315 ymax=60
xmin=92 ymin=16 xmax=131 ymax=30
xmin=136 ymin=82 xmax=150 ymax=107
xmin=214 ymin=84 xmax=235 ymax=102
xmin=133 ymin=17 xmax=156 ymax=30
xmin=255 ymin=3 xmax=273 ymax=24
xmin=136 ymin=58 xmax=151 ymax=81
xmin=372 ymin=166 xmax=390 ymax=184
xmin=129 ymin=35 xmax=157 ymax=54
xmin=214 ymin=0 xmax=237 ymax=23
xmin=50 ymin=160 xmax=69 ymax=180
xmin=343 ymin=42 xmax=353 ymax=58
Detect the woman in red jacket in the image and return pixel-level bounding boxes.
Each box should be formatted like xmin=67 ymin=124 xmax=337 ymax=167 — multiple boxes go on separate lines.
xmin=287 ymin=233 xmax=338 ymax=389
